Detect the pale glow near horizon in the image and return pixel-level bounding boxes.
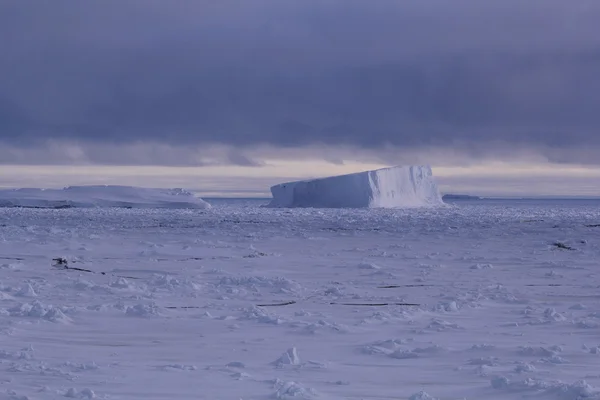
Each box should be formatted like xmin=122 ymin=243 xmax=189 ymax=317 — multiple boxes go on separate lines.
xmin=2 ymin=161 xmax=600 ymax=197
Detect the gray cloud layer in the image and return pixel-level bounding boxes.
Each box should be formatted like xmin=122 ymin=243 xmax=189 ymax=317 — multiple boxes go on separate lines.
xmin=1 ymin=1 xmax=600 ymax=164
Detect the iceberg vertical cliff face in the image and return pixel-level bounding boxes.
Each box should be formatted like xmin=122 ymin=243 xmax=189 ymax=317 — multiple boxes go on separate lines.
xmin=266 ymin=165 xmax=443 ymax=208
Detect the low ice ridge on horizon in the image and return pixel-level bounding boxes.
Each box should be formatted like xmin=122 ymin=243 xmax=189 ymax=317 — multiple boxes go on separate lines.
xmin=0 ymin=185 xmax=211 ymax=209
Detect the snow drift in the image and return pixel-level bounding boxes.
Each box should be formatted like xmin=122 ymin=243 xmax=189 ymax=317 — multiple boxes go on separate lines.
xmin=0 ymin=185 xmax=211 ymax=209
xmin=266 ymin=165 xmax=443 ymax=208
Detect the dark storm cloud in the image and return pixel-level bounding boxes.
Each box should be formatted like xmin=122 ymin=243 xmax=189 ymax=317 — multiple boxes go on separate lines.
xmin=1 ymin=0 xmax=600 ymax=163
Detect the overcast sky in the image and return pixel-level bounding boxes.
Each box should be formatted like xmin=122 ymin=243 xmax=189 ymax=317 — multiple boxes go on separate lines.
xmin=1 ymin=1 xmax=600 ymax=194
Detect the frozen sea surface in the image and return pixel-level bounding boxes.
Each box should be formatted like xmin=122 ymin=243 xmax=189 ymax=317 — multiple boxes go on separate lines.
xmin=1 ymin=198 xmax=600 ymax=399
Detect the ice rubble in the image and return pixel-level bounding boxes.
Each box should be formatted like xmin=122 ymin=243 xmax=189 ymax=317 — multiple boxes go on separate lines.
xmin=266 ymin=165 xmax=444 ymax=208
xmin=0 ymin=185 xmax=211 ymax=209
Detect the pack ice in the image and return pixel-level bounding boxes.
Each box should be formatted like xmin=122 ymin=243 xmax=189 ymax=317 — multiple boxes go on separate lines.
xmin=0 ymin=185 xmax=211 ymax=209
xmin=267 ymin=165 xmax=444 ymax=208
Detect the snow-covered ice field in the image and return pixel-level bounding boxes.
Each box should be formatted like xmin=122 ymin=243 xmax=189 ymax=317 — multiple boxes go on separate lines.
xmin=2 ymin=198 xmax=600 ymax=399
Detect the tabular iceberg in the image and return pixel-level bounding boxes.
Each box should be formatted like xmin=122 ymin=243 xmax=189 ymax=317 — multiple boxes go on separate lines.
xmin=0 ymin=185 xmax=211 ymax=209
xmin=266 ymin=165 xmax=443 ymax=208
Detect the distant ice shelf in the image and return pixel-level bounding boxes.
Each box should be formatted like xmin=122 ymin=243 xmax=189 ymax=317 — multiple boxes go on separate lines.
xmin=266 ymin=165 xmax=444 ymax=208
xmin=0 ymin=185 xmax=212 ymax=209
xmin=442 ymin=194 xmax=483 ymax=201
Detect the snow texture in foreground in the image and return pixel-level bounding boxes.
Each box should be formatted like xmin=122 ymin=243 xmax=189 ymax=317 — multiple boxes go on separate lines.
xmin=0 ymin=185 xmax=211 ymax=209
xmin=2 ymin=200 xmax=600 ymax=399
xmin=267 ymin=165 xmax=443 ymax=208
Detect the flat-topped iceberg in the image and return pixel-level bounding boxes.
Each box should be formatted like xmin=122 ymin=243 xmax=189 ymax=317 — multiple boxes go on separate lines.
xmin=0 ymin=185 xmax=211 ymax=209
xmin=266 ymin=165 xmax=443 ymax=208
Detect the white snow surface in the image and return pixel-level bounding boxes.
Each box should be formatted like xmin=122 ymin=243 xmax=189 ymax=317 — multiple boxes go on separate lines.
xmin=1 ymin=197 xmax=600 ymax=399
xmin=267 ymin=165 xmax=443 ymax=208
xmin=0 ymin=185 xmax=211 ymax=209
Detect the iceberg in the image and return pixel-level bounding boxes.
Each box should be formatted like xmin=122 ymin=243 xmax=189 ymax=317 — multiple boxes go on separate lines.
xmin=0 ymin=185 xmax=211 ymax=209
xmin=266 ymin=165 xmax=443 ymax=208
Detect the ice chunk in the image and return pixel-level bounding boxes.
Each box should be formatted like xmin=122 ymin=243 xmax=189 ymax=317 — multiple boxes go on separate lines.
xmin=266 ymin=165 xmax=443 ymax=208
xmin=0 ymin=185 xmax=211 ymax=209
xmin=271 ymin=347 xmax=301 ymax=366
